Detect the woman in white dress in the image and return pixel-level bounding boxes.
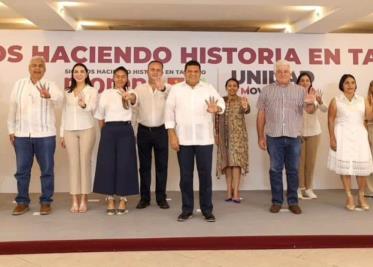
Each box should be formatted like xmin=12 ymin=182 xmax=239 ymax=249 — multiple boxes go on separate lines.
xmin=328 ymin=74 xmax=373 ymax=211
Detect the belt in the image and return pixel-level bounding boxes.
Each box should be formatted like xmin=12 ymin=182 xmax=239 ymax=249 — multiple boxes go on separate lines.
xmin=106 ymin=121 xmax=131 ymax=125
xmin=139 ymin=124 xmax=165 ymax=131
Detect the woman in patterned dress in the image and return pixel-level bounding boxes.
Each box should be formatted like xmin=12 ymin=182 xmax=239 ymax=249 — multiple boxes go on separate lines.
xmin=215 ymin=78 xmax=250 ymax=203
xmin=328 ymin=74 xmax=373 ymax=211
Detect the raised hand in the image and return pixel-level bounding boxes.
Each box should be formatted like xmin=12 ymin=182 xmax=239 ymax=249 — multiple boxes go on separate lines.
xmin=205 ymin=96 xmax=219 ymax=113
xmin=304 ymin=88 xmax=316 ymax=104
xmin=117 ymin=88 xmax=129 ymax=109
xmin=241 ymin=96 xmax=249 ymax=110
xmin=315 ymin=89 xmax=323 ymax=104
xmin=77 ymin=92 xmax=86 ymax=108
xmin=154 ymin=77 xmax=165 ymax=91
xmin=36 ymin=83 xmax=51 ymax=99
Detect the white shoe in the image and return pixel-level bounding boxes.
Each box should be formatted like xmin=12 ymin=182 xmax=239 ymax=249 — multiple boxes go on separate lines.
xmin=297 ymin=189 xmax=303 ymax=199
xmin=304 ymin=189 xmax=317 ymax=199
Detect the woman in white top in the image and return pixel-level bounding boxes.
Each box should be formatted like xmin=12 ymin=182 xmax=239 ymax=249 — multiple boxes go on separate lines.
xmin=93 ymin=66 xmax=139 ymax=215
xmin=297 ymin=72 xmax=327 ymax=199
xmin=328 ymin=74 xmax=373 ymax=211
xmin=61 ymin=63 xmax=97 ymax=213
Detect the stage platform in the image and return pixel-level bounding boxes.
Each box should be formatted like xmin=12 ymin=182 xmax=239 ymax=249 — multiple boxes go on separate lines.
xmin=1 ymin=190 xmax=373 ymax=254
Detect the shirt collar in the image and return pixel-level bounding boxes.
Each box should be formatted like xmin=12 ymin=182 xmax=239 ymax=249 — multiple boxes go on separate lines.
xmin=340 ymin=93 xmax=358 ymax=102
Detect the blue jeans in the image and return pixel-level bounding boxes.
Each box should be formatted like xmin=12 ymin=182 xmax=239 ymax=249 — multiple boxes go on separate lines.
xmin=14 ymin=136 xmax=56 ymax=204
xmin=266 ymin=136 xmax=301 ymax=205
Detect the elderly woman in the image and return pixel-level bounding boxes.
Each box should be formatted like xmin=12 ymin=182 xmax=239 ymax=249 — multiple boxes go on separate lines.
xmin=328 ymin=74 xmax=373 ymax=211
xmin=215 ymin=78 xmax=250 ymax=203
xmin=93 ymin=66 xmax=139 ymax=215
xmin=61 ymin=63 xmax=97 ymax=213
xmin=296 ymin=72 xmax=327 ymax=199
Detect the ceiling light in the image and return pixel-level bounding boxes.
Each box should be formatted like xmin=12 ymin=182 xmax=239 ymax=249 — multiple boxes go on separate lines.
xmin=0 ymin=18 xmax=35 ymax=25
xmin=291 ymin=6 xmax=321 ymax=11
xmin=57 ymin=1 xmax=82 ymax=8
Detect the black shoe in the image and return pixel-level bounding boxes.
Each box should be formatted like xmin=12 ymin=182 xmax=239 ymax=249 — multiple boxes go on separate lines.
xmin=136 ymin=199 xmax=150 ymax=209
xmin=203 ymin=213 xmax=216 ymax=222
xmin=157 ymin=199 xmax=170 ymax=209
xmin=177 ymin=212 xmax=193 ymax=222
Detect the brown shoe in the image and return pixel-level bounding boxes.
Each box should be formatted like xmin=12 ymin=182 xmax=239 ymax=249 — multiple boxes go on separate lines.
xmin=40 ymin=204 xmax=52 ymax=215
xmin=288 ymin=204 xmax=302 ymax=214
xmin=269 ymin=204 xmax=282 ymax=213
xmin=12 ymin=204 xmax=29 ymax=215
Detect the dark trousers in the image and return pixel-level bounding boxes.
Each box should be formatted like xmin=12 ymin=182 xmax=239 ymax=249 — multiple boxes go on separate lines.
xmin=137 ymin=124 xmax=168 ymax=203
xmin=266 ymin=136 xmax=301 ymax=205
xmin=177 ymin=145 xmax=213 ymax=215
xmin=93 ymin=122 xmax=139 ymax=196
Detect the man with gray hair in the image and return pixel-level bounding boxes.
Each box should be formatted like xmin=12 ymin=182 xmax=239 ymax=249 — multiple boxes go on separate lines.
xmin=256 ymin=60 xmax=316 ymax=214
xmin=7 ymin=56 xmax=63 ymax=215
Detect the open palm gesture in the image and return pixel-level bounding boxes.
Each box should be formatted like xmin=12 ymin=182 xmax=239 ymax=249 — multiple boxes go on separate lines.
xmin=304 ymin=88 xmax=316 ymax=104
xmin=241 ymin=96 xmax=249 ymax=110
xmin=36 ymin=83 xmax=51 ymax=99
xmin=205 ymin=96 xmax=219 ymax=113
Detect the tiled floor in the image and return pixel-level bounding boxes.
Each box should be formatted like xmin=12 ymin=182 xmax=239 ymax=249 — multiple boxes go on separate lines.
xmin=1 ymin=249 xmax=372 ymax=267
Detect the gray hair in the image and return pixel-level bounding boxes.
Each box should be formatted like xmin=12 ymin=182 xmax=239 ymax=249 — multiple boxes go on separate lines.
xmin=29 ymin=56 xmax=46 ymax=66
xmin=274 ymin=60 xmax=292 ymax=73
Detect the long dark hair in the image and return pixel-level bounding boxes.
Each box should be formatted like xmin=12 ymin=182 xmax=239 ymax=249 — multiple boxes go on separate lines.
xmin=296 ymin=72 xmax=313 ymax=93
xmin=113 ymin=66 xmax=129 ymax=90
xmin=67 ymin=63 xmax=92 ymax=93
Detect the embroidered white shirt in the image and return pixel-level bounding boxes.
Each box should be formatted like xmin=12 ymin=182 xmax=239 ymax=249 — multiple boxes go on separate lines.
xmin=7 ymin=77 xmax=63 ymax=137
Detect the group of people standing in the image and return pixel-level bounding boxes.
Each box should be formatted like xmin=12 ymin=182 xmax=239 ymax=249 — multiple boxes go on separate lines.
xmin=7 ymin=56 xmax=373 ymax=222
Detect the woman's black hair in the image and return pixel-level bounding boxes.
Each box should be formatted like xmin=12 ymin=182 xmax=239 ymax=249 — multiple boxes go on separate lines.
xmin=67 ymin=63 xmax=92 ymax=93
xmin=113 ymin=66 xmax=129 ymax=90
xmin=225 ymin=78 xmax=239 ymax=88
xmin=338 ymin=74 xmax=356 ymax=92
xmin=296 ymin=72 xmax=313 ymax=92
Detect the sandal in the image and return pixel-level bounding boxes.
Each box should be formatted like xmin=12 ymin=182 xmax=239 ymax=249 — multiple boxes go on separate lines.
xmin=117 ymin=198 xmax=128 ymax=215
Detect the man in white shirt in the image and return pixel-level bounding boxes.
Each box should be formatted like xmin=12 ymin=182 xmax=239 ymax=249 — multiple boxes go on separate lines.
xmin=165 ymin=60 xmax=225 ymax=222
xmin=7 ymin=56 xmax=63 ymax=216
xmin=135 ymin=60 xmax=170 ymax=209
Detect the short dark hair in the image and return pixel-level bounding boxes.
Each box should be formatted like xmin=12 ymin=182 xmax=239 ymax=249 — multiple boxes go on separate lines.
xmin=338 ymin=74 xmax=356 ymax=92
xmin=148 ymin=60 xmax=164 ymax=70
xmin=225 ymin=78 xmax=239 ymax=88
xmin=184 ymin=60 xmax=201 ymax=72
xmin=113 ymin=66 xmax=129 ymax=90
